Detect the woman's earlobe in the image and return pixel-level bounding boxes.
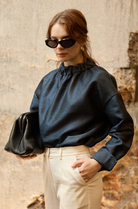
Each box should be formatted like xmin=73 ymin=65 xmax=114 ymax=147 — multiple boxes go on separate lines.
xmin=81 ymin=46 xmax=84 ymax=52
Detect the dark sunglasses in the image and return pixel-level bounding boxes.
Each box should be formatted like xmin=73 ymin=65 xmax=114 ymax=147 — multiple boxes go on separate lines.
xmin=45 ymin=38 xmax=76 ymax=48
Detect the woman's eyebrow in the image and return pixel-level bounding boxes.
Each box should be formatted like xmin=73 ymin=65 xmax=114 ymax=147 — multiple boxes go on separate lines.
xmin=51 ymin=35 xmax=70 ymax=39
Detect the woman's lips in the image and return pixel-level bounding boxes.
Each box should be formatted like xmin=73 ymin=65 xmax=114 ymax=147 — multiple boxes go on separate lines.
xmin=57 ymin=53 xmax=67 ymax=57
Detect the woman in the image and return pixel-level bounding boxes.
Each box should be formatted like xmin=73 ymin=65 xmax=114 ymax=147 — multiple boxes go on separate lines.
xmin=17 ymin=9 xmax=134 ymax=209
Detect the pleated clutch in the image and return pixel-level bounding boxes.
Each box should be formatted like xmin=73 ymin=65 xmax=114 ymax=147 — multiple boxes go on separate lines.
xmin=4 ymin=111 xmax=45 ymax=156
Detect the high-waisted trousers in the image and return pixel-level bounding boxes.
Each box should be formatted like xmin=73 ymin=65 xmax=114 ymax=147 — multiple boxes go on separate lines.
xmin=43 ymin=145 xmax=103 ymax=209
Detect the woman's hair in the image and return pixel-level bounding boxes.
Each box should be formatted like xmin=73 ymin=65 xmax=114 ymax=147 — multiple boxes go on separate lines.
xmin=46 ymin=9 xmax=97 ymax=66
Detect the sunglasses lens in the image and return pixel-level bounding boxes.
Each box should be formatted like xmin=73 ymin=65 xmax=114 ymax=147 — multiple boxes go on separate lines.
xmin=61 ymin=39 xmax=76 ymax=48
xmin=46 ymin=40 xmax=57 ymax=48
xmin=45 ymin=39 xmax=76 ymax=48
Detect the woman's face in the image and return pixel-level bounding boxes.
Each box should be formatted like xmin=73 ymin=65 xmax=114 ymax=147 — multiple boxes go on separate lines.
xmin=50 ymin=23 xmax=83 ymax=66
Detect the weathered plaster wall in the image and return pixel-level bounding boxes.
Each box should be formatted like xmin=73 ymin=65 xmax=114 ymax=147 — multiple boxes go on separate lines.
xmin=0 ymin=0 xmax=138 ymax=208
xmin=1 ymin=0 xmax=138 ymax=113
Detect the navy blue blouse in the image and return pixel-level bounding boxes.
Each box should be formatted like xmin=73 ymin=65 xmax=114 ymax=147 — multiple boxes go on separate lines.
xmin=30 ymin=59 xmax=134 ymax=171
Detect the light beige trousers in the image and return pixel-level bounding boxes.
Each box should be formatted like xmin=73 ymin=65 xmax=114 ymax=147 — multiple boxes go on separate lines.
xmin=43 ymin=145 xmax=103 ymax=209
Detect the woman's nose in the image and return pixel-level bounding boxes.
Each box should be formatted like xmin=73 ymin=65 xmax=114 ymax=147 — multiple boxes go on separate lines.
xmin=56 ymin=43 xmax=64 ymax=49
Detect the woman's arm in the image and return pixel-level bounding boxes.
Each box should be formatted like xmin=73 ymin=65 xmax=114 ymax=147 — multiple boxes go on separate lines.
xmin=92 ymin=93 xmax=134 ymax=171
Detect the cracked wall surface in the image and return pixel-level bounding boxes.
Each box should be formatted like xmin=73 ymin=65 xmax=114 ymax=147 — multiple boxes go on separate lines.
xmin=0 ymin=0 xmax=138 ymax=209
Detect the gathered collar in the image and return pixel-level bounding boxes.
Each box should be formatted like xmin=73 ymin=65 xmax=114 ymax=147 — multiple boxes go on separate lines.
xmin=58 ymin=59 xmax=93 ymax=75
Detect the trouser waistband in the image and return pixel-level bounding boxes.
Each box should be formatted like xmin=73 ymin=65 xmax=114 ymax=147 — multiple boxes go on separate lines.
xmin=44 ymin=145 xmax=91 ymax=157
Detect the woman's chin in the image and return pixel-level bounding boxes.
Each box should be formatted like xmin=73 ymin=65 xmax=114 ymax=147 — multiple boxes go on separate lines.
xmin=57 ymin=57 xmax=68 ymax=63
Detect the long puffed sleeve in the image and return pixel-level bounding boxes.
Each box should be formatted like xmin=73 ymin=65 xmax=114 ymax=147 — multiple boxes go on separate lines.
xmin=30 ymin=93 xmax=39 ymax=111
xmin=92 ymin=92 xmax=134 ymax=171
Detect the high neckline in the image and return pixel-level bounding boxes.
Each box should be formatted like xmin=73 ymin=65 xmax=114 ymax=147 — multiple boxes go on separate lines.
xmin=58 ymin=59 xmax=93 ymax=75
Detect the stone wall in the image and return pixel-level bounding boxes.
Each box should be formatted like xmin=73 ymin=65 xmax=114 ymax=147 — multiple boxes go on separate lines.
xmin=0 ymin=0 xmax=138 ymax=208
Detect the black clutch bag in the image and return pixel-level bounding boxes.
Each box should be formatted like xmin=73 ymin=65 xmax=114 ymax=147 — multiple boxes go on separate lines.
xmin=4 ymin=111 xmax=45 ymax=156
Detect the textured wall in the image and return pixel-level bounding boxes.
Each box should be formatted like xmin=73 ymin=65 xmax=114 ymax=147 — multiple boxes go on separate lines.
xmin=0 ymin=0 xmax=138 ymax=208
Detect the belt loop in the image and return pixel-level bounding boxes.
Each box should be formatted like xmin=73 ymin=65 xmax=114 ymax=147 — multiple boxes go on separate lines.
xmin=59 ymin=148 xmax=62 ymax=160
xmin=88 ymin=147 xmax=92 ymax=157
xmin=48 ymin=148 xmax=50 ymax=158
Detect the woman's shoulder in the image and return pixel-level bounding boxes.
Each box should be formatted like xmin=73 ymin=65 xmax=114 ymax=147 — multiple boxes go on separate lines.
xmin=34 ymin=69 xmax=57 ymax=93
xmin=86 ymin=65 xmax=119 ymax=106
xmin=88 ymin=65 xmax=117 ymax=88
xmin=90 ymin=65 xmax=114 ymax=78
xmin=42 ymin=69 xmax=58 ymax=81
xmin=37 ymin=69 xmax=57 ymax=86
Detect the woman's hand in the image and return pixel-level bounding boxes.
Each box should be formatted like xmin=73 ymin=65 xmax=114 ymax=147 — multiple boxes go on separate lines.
xmin=71 ymin=158 xmax=102 ymax=182
xmin=16 ymin=155 xmax=37 ymax=160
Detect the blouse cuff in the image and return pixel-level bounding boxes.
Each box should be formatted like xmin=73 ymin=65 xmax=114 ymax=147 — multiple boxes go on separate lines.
xmin=91 ymin=146 xmax=117 ymax=171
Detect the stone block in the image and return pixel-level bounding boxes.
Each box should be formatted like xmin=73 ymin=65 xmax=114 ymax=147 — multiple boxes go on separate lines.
xmin=103 ymin=182 xmax=121 ymax=191
xmin=121 ymin=184 xmax=135 ymax=193
xmin=112 ymin=68 xmax=136 ymax=103
xmin=128 ymin=32 xmax=138 ymax=69
xmin=103 ymin=174 xmax=120 ymax=183
xmin=104 ymin=191 xmax=122 ymax=201
xmin=134 ymin=167 xmax=138 ymax=176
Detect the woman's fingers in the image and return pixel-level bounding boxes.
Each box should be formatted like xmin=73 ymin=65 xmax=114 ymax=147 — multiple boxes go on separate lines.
xmin=71 ymin=159 xmax=84 ymax=168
